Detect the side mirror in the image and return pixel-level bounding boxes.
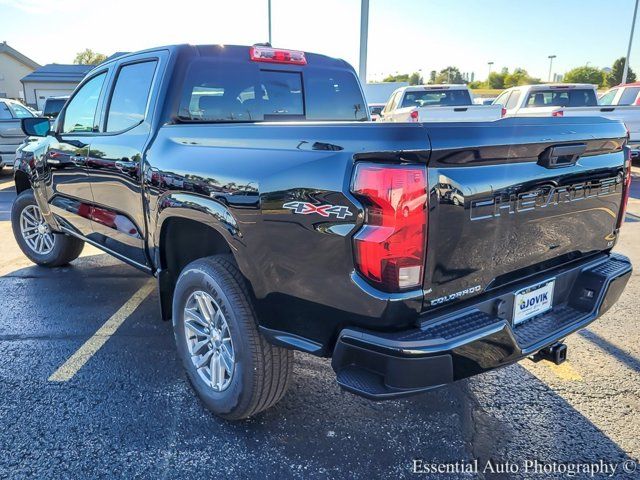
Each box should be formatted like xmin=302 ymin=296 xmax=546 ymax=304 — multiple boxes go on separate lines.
xmin=21 ymin=117 xmax=51 ymax=137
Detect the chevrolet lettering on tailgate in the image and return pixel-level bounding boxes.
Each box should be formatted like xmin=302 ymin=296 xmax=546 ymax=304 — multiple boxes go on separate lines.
xmin=470 ymin=177 xmax=621 ymax=221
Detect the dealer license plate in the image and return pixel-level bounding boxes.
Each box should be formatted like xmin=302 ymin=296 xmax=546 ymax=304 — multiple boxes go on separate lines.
xmin=513 ymin=280 xmax=555 ymax=325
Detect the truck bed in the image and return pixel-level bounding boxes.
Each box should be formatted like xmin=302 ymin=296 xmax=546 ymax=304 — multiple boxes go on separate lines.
xmin=148 ymin=116 xmax=628 ymax=347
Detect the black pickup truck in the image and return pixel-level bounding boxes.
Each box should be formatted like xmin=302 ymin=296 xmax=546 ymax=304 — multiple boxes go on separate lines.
xmin=13 ymin=44 xmax=633 ymax=419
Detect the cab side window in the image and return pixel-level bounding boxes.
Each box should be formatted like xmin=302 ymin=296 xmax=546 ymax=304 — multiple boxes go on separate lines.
xmin=106 ymin=61 xmax=157 ymax=132
xmin=62 ymin=73 xmax=107 ymax=133
xmin=383 ymin=91 xmax=400 ymax=114
xmin=505 ymin=91 xmax=520 ymax=109
xmin=493 ymin=91 xmax=511 ymax=106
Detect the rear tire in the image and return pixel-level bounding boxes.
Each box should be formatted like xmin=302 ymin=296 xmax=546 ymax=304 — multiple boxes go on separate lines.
xmin=11 ymin=189 xmax=84 ymax=267
xmin=172 ymin=256 xmax=293 ymax=420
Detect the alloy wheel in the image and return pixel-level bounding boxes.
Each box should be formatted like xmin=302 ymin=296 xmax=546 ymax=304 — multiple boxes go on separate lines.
xmin=20 ymin=204 xmax=54 ymax=255
xmin=184 ymin=290 xmax=235 ymax=391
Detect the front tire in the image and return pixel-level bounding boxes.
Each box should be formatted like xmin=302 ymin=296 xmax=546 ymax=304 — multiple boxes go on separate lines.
xmin=11 ymin=190 xmax=84 ymax=267
xmin=172 ymin=256 xmax=293 ymax=420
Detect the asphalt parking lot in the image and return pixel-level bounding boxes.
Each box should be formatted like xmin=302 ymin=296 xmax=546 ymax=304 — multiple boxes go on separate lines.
xmin=0 ymin=170 xmax=639 ymax=479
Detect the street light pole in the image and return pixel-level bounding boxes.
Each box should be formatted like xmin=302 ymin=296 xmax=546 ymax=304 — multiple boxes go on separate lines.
xmin=358 ymin=0 xmax=370 ymax=83
xmin=548 ymin=55 xmax=556 ymax=82
xmin=623 ymin=0 xmax=640 ymax=84
xmin=268 ymin=0 xmax=272 ymax=45
xmin=487 ymin=61 xmax=494 ymax=79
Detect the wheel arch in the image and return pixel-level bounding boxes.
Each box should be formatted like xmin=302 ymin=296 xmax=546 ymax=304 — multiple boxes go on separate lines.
xmin=153 ymin=195 xmax=257 ymax=321
xmin=14 ymin=169 xmax=31 ymax=194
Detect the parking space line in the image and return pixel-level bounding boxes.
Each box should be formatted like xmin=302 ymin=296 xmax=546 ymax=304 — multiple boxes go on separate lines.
xmin=541 ymin=361 xmax=583 ymax=381
xmin=48 ymin=281 xmax=156 ymax=382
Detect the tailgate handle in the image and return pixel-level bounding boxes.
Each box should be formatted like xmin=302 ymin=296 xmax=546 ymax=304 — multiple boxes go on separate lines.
xmin=539 ymin=144 xmax=586 ymax=168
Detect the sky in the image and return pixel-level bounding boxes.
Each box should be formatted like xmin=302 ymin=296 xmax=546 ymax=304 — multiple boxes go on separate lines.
xmin=1 ymin=0 xmax=640 ymax=83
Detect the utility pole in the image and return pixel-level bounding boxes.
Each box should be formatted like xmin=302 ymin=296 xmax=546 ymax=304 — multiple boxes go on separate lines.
xmin=487 ymin=61 xmax=494 ymax=79
xmin=548 ymin=55 xmax=556 ymax=82
xmin=358 ymin=0 xmax=369 ymax=83
xmin=268 ymin=0 xmax=272 ymax=45
xmin=623 ymin=0 xmax=639 ymax=84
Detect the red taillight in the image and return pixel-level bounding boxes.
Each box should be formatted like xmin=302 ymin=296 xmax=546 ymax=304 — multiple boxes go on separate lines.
xmin=552 ymin=110 xmax=564 ymax=117
xmin=249 ymin=46 xmax=307 ymax=65
xmin=617 ymin=148 xmax=633 ymax=228
xmin=501 ymin=107 xmax=507 ymax=118
xmin=410 ymin=110 xmax=419 ymax=122
xmin=351 ymin=163 xmax=428 ymax=292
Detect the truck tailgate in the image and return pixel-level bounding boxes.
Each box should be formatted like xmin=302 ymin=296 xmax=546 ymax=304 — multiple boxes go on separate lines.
xmin=417 ymin=104 xmax=503 ymax=122
xmin=422 ymin=117 xmax=628 ymax=310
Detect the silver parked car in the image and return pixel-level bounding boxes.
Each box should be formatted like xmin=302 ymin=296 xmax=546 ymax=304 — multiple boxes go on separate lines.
xmin=0 ymin=99 xmax=34 ymax=172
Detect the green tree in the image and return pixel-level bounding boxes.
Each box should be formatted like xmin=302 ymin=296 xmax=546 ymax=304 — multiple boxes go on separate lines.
xmin=435 ymin=66 xmax=464 ymax=84
xmin=382 ymin=72 xmax=423 ymax=85
xmin=382 ymin=73 xmax=409 ymax=83
xmin=607 ymin=57 xmax=636 ymax=87
xmin=504 ymin=68 xmax=540 ymax=87
xmin=73 ymin=48 xmax=107 ymax=65
xmin=408 ymin=72 xmax=423 ymax=85
xmin=563 ymin=65 xmax=605 ymax=86
xmin=428 ymin=70 xmax=437 ymax=84
xmin=487 ymin=71 xmax=506 ymax=89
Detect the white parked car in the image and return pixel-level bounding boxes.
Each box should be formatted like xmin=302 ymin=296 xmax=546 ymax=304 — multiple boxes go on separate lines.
xmin=379 ymin=85 xmax=504 ymax=123
xmin=493 ymin=84 xmax=598 ymax=117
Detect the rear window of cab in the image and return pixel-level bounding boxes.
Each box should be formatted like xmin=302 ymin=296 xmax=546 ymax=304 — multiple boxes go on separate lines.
xmin=525 ymin=89 xmax=597 ymax=108
xmin=177 ymin=59 xmax=367 ymax=122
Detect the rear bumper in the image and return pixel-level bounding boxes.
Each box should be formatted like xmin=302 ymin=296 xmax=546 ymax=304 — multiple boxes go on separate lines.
xmin=331 ymin=253 xmax=632 ymax=399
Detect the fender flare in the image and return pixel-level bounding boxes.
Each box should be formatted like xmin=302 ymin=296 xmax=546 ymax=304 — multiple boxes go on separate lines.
xmin=151 ymin=192 xmax=260 ymax=295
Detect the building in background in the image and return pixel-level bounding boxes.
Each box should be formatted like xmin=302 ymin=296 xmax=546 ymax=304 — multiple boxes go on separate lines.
xmin=21 ymin=64 xmax=93 ymax=110
xmin=363 ymin=81 xmax=409 ymax=104
xmin=0 ymin=41 xmax=40 ymax=100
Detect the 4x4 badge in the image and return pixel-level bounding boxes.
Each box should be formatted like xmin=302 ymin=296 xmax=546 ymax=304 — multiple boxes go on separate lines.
xmin=283 ymin=201 xmax=353 ymax=219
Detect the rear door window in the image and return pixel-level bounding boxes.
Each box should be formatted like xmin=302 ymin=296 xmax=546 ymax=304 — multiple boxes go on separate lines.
xmin=178 ymin=60 xmax=366 ymax=122
xmin=599 ymin=89 xmax=618 ymax=105
xmin=617 ymin=87 xmax=640 ymax=105
xmin=106 ymin=61 xmax=157 ymax=132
